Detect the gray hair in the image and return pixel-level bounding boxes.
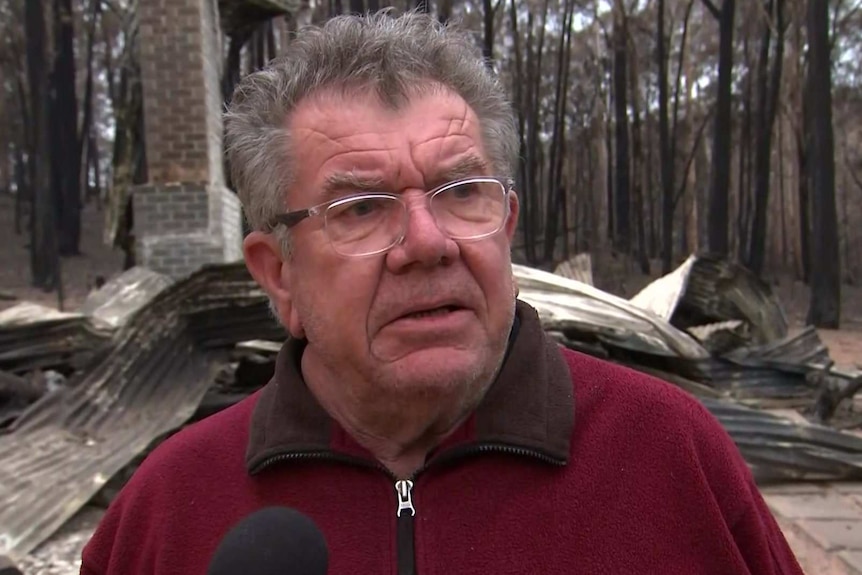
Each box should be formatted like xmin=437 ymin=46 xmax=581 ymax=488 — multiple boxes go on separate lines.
xmin=223 ymin=9 xmax=519 ymax=235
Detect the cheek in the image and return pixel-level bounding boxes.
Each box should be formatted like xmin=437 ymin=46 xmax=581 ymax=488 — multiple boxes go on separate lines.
xmin=295 ymin=256 xmax=381 ymax=327
xmin=462 ymin=243 xmax=514 ymax=307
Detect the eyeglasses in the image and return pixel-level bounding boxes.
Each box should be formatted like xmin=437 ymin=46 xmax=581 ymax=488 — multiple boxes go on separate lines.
xmin=267 ymin=177 xmax=512 ymax=257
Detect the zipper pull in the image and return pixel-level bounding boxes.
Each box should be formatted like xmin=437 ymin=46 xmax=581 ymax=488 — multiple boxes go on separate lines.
xmin=395 ymin=479 xmax=415 ymax=517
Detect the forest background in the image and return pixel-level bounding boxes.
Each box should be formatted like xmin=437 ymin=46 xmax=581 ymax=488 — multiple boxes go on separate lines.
xmin=0 ymin=0 xmax=859 ymax=328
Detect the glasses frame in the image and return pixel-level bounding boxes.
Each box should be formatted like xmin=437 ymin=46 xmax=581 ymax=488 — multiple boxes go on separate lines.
xmin=266 ymin=176 xmax=514 ymax=258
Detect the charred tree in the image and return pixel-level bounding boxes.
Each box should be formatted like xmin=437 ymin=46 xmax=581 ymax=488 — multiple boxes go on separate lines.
xmin=736 ymin=26 xmax=753 ymax=261
xmin=703 ymin=0 xmax=735 ymax=258
xmin=611 ymin=1 xmax=630 ymax=255
xmin=543 ymin=0 xmax=574 ymax=263
xmin=627 ymin=20 xmax=649 ymax=275
xmin=482 ymin=0 xmax=494 ymax=66
xmin=51 ymin=0 xmax=82 ymax=256
xmin=104 ymin=4 xmax=147 ymax=270
xmin=25 ymin=0 xmax=61 ymax=292
xmin=79 ymin=0 xmax=101 ymax=206
xmin=797 ymin=118 xmax=811 ymax=283
xmin=523 ymin=0 xmax=550 ymax=264
xmin=746 ymin=0 xmax=785 ymax=276
xmin=805 ymin=0 xmax=840 ymax=327
xmin=508 ymin=0 xmax=529 ymax=259
xmin=657 ymin=0 xmax=673 ymax=273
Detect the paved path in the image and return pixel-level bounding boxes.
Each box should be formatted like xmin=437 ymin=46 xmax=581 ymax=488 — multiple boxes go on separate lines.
xmin=761 ymin=329 xmax=862 ymax=575
xmin=763 ymin=482 xmax=862 ymax=575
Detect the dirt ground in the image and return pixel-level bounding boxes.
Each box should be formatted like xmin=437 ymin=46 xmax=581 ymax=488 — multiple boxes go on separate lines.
xmin=0 ymin=194 xmax=125 ymax=312
xmin=1 ymin=192 xmax=860 ymax=369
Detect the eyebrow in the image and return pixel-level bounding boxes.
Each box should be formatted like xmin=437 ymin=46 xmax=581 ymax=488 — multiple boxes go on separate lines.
xmin=320 ymin=172 xmax=387 ymax=203
xmin=317 ymin=154 xmax=490 ymax=204
xmin=433 ymin=155 xmax=489 ymax=184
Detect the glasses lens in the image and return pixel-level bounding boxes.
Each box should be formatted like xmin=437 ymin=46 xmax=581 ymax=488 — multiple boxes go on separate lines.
xmin=325 ymin=195 xmax=404 ymax=256
xmin=431 ymin=179 xmax=507 ymax=240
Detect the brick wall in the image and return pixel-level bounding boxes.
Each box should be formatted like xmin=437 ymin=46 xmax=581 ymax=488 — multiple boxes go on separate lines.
xmin=202 ymin=0 xmax=226 ymax=188
xmin=133 ymin=184 xmax=242 ymax=278
xmin=135 ymin=0 xmax=242 ymax=278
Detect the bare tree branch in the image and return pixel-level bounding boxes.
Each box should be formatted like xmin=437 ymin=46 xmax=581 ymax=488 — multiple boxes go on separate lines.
xmin=700 ymin=0 xmax=720 ymax=19
xmin=673 ymin=105 xmax=715 ymax=210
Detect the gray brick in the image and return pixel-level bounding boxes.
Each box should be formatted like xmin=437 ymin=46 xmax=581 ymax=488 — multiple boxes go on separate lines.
xmin=133 ymin=182 xmax=241 ymax=279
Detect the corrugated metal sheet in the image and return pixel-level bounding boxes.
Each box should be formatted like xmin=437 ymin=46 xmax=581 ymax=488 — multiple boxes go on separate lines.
xmin=631 ymin=254 xmax=790 ymax=345
xmin=514 ymin=264 xmax=709 ymax=360
xmin=0 ymin=304 xmax=111 ymax=375
xmin=0 ymin=264 xmax=280 ymax=560
xmin=703 ymin=398 xmax=862 ymax=483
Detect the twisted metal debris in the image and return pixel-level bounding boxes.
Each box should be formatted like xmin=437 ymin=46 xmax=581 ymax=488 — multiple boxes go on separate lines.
xmin=0 ymin=256 xmax=860 ymax=562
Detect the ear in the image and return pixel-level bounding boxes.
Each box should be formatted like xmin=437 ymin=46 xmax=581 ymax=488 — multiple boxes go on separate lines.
xmin=504 ymin=190 xmax=520 ymax=241
xmin=243 ymin=231 xmax=305 ymax=338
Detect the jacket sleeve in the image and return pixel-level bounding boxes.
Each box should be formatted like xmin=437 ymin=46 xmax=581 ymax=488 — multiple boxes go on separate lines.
xmin=78 ymin=473 xmax=162 ymax=574
xmin=79 ymin=500 xmax=124 ymax=575
xmin=689 ymin=400 xmax=806 ymax=575
xmin=729 ymin=478 xmax=807 ymax=575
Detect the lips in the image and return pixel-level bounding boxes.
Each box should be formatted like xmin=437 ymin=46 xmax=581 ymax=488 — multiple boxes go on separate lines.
xmin=401 ymin=305 xmax=462 ymax=319
xmin=388 ymin=301 xmax=470 ymax=323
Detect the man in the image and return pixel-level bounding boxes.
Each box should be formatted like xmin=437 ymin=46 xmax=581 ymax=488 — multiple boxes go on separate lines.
xmin=81 ymin=11 xmax=804 ymax=575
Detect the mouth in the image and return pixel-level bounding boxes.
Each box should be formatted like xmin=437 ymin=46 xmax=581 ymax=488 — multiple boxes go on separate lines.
xmin=398 ymin=304 xmax=465 ymax=320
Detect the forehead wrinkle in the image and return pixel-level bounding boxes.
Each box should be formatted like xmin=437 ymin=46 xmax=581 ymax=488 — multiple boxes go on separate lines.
xmin=443 ymin=155 xmax=489 ymax=179
xmin=410 ymin=132 xmax=487 ymax=183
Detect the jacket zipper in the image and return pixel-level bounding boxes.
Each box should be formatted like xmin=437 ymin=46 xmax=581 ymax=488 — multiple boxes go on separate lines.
xmin=390 ymin=444 xmax=565 ymax=575
xmin=253 ymin=444 xmax=565 ymax=575
xmin=395 ymin=479 xmax=416 ymax=575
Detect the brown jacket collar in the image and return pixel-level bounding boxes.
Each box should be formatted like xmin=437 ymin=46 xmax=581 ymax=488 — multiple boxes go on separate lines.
xmin=245 ymin=300 xmax=575 ymax=474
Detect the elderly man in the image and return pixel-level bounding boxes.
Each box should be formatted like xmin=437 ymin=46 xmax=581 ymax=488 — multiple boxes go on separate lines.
xmin=81 ymin=11 xmax=804 ymax=575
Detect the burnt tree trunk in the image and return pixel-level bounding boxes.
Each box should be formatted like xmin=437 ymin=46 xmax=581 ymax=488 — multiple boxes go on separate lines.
xmin=79 ymin=0 xmax=100 ymax=206
xmin=736 ymin=28 xmax=752 ymax=261
xmin=797 ymin=121 xmax=811 ymax=283
xmin=805 ymin=0 xmax=840 ymax=327
xmin=543 ymin=0 xmax=574 ymax=263
xmin=52 ymin=0 xmax=82 ymax=257
xmin=704 ymin=0 xmax=735 ymax=257
xmin=26 ymin=0 xmax=61 ymax=292
xmin=612 ymin=1 xmax=630 ymax=255
xmin=657 ymin=0 xmax=673 ymax=273
xmin=524 ymin=1 xmax=550 ymax=264
xmin=482 ymin=0 xmax=494 ymax=66
xmin=628 ymin=24 xmax=650 ymax=275
xmin=746 ymin=0 xmax=785 ymax=276
xmin=508 ymin=0 xmax=529 ymax=254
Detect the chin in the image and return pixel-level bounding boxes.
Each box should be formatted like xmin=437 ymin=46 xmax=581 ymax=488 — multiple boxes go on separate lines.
xmin=385 ymin=347 xmax=495 ymax=394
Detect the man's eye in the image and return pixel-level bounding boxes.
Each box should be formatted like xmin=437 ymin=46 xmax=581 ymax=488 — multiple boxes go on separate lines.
xmin=346 ymin=200 xmax=380 ymax=217
xmin=451 ymin=184 xmax=479 ymax=199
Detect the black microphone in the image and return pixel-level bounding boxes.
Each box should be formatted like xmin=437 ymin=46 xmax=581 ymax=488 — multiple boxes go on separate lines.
xmin=207 ymin=507 xmax=329 ymax=575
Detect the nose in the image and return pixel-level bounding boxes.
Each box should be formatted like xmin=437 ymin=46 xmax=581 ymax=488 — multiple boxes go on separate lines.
xmin=385 ymin=199 xmax=458 ymax=271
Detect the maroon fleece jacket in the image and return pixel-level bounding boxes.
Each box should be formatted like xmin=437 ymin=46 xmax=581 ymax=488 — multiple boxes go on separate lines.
xmin=80 ymin=301 xmax=804 ymax=575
